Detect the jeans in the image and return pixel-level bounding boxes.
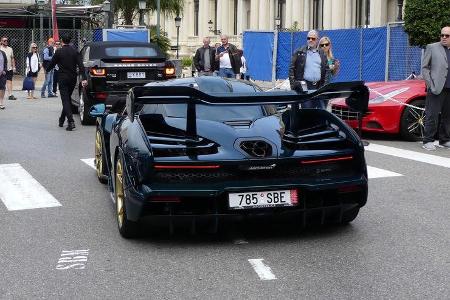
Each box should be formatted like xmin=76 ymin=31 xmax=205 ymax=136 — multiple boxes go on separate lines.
xmin=41 ymin=69 xmax=54 ymax=96
xmin=218 ymin=68 xmax=235 ymax=78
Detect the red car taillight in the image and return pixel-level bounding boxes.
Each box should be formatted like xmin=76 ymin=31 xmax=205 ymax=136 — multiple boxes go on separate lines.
xmin=299 ymin=156 xmax=353 ymax=165
xmin=90 ymin=68 xmax=106 ymax=77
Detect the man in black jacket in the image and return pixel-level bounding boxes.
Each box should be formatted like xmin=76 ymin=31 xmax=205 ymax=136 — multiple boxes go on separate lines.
xmin=46 ymin=35 xmax=87 ymax=131
xmin=193 ymin=37 xmax=216 ymax=76
xmin=289 ymin=30 xmax=328 ymax=108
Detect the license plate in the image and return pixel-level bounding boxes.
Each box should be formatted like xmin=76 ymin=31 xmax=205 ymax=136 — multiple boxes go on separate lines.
xmin=229 ymin=189 xmax=298 ymax=210
xmin=127 ymin=72 xmax=146 ymax=79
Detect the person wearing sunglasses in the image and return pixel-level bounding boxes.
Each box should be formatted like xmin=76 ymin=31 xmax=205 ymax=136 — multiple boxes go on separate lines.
xmin=0 ymin=36 xmax=17 ymax=100
xmin=421 ymin=26 xmax=450 ymax=151
xmin=288 ymin=30 xmax=328 ymax=109
xmin=318 ymin=36 xmax=340 ymax=82
xmin=25 ymin=43 xmax=41 ymax=99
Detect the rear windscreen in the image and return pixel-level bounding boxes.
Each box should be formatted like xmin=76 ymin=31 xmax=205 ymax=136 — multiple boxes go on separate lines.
xmin=141 ymin=104 xmax=266 ymax=122
xmin=104 ymin=47 xmax=158 ymax=57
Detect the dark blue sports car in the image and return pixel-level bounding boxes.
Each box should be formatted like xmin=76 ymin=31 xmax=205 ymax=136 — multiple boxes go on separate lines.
xmin=90 ymin=76 xmax=369 ymax=238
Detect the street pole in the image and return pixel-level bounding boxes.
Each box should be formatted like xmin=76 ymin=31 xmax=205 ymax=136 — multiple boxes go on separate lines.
xmin=176 ymin=26 xmax=180 ymax=59
xmin=157 ymin=0 xmax=160 ymax=37
xmin=40 ymin=11 xmax=43 ymax=47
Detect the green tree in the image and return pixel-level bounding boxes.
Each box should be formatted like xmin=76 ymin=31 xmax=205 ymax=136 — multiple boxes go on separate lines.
xmin=91 ymin=0 xmax=183 ymax=26
xmin=404 ymin=0 xmax=450 ymax=47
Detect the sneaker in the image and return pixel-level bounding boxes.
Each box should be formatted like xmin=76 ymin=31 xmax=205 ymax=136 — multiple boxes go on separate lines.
xmin=48 ymin=94 xmax=58 ymax=98
xmin=439 ymin=141 xmax=450 ymax=148
xmin=41 ymin=95 xmax=46 ymax=98
xmin=8 ymin=95 xmax=17 ymax=100
xmin=0 ymin=105 xmax=5 ymax=109
xmin=422 ymin=142 xmax=436 ymax=151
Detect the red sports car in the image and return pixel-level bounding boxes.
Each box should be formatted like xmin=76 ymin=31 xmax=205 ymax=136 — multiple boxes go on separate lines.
xmin=331 ymin=79 xmax=426 ymax=141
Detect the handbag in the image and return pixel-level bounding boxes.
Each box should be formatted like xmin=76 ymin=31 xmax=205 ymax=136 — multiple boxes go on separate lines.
xmin=22 ymin=76 xmax=35 ymax=91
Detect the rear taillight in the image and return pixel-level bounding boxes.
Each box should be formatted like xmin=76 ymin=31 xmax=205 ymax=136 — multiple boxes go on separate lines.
xmin=164 ymin=67 xmax=176 ymax=76
xmin=337 ymin=185 xmax=363 ymax=193
xmin=95 ymin=92 xmax=108 ymax=100
xmin=121 ymin=58 xmax=149 ymax=62
xmin=149 ymin=196 xmax=181 ymax=203
xmin=154 ymin=165 xmax=220 ymax=170
xmin=90 ymin=68 xmax=106 ymax=77
xmin=300 ymin=156 xmax=353 ymax=164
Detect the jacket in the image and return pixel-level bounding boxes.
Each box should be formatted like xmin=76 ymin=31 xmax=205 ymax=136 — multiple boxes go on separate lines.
xmin=193 ymin=46 xmax=216 ymax=72
xmin=0 ymin=50 xmax=6 ymax=74
xmin=216 ymin=43 xmax=242 ymax=75
xmin=288 ymin=46 xmax=328 ymax=90
xmin=46 ymin=44 xmax=86 ymax=81
xmin=422 ymin=42 xmax=449 ymax=95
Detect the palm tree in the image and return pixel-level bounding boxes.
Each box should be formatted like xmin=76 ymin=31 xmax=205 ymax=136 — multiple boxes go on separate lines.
xmin=92 ymin=0 xmax=183 ymax=26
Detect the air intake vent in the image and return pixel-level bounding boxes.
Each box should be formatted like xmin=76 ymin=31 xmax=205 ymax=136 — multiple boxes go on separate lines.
xmin=224 ymin=120 xmax=252 ymax=128
xmin=239 ymin=140 xmax=272 ymax=158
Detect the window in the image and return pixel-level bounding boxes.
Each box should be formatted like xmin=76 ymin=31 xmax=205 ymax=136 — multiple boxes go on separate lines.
xmin=233 ymin=0 xmax=238 ymax=35
xmin=312 ymin=0 xmax=323 ymax=30
xmin=356 ymin=0 xmax=370 ymax=27
xmin=194 ymin=0 xmax=199 ymax=36
xmin=104 ymin=47 xmax=158 ymax=57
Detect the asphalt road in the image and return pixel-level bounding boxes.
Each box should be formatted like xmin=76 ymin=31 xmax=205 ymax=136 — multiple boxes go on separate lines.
xmin=1 ymin=93 xmax=449 ymax=299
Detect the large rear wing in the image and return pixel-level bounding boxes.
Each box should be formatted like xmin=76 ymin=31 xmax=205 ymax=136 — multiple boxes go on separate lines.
xmin=127 ymin=81 xmax=369 ymax=137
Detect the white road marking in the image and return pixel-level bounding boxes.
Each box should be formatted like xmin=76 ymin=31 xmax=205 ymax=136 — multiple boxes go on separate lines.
xmin=367 ymin=166 xmax=402 ymax=179
xmin=0 ymin=163 xmax=61 ymax=211
xmin=366 ymin=143 xmax=450 ymax=168
xmin=81 ymin=158 xmax=95 ymax=170
xmin=248 ymin=259 xmax=277 ymax=280
xmin=56 ymin=249 xmax=89 ymax=270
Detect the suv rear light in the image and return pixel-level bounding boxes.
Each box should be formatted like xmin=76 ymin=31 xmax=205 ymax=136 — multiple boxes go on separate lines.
xmin=164 ymin=67 xmax=175 ymax=76
xmin=95 ymin=92 xmax=108 ymax=100
xmin=90 ymin=68 xmax=106 ymax=77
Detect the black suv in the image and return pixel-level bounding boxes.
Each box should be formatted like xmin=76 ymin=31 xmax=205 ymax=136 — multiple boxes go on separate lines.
xmin=72 ymin=41 xmax=176 ymax=125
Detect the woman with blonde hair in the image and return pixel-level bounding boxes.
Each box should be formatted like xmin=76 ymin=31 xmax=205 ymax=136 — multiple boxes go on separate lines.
xmin=25 ymin=42 xmax=40 ymax=99
xmin=318 ymin=36 xmax=340 ymax=82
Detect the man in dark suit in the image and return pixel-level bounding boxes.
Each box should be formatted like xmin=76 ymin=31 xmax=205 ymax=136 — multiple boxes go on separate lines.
xmin=421 ymin=26 xmax=450 ymax=150
xmin=46 ymin=35 xmax=87 ymax=131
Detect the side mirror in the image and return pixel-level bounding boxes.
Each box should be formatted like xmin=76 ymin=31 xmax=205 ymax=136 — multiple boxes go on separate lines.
xmin=89 ymin=103 xmax=106 ymax=117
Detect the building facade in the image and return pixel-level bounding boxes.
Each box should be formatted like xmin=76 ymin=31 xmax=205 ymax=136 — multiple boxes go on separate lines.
xmin=147 ymin=0 xmax=405 ymax=57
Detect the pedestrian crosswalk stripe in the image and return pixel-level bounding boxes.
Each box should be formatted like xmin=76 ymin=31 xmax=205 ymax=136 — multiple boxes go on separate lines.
xmin=81 ymin=158 xmax=95 ymax=170
xmin=0 ymin=163 xmax=61 ymax=211
xmin=366 ymin=166 xmax=402 ymax=179
xmin=81 ymin=158 xmax=402 ymax=179
xmin=366 ymin=143 xmax=450 ymax=168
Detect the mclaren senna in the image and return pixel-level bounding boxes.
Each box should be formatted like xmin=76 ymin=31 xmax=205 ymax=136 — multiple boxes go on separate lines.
xmin=89 ymin=76 xmax=369 ymax=238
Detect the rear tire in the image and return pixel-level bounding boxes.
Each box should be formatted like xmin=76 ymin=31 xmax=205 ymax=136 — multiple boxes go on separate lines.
xmin=400 ymin=99 xmax=425 ymax=141
xmin=79 ymin=91 xmax=96 ymax=125
xmin=115 ymin=156 xmax=139 ymax=238
xmin=95 ymin=128 xmax=108 ymax=184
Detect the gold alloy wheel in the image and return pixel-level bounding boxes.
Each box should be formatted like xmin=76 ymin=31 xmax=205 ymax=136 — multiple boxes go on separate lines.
xmin=115 ymin=159 xmax=125 ymax=228
xmin=95 ymin=130 xmax=103 ymax=178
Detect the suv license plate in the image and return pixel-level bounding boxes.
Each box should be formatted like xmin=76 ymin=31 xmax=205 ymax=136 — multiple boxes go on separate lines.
xmin=127 ymin=72 xmax=146 ymax=79
xmin=228 ymin=189 xmax=298 ymax=210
